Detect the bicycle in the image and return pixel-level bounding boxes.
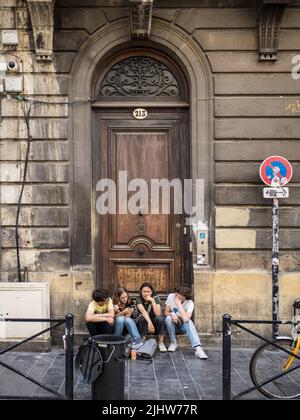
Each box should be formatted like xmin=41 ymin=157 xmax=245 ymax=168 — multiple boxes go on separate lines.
xmin=250 ymin=299 xmax=300 ymax=399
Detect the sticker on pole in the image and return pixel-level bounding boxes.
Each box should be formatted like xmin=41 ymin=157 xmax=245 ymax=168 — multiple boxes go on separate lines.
xmin=260 ymin=156 xmax=293 ymax=187
xmin=263 ymin=187 xmax=289 ymax=199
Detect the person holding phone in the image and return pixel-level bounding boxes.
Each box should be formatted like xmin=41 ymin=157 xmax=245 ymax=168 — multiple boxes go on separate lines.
xmin=113 ymin=286 xmax=141 ymax=342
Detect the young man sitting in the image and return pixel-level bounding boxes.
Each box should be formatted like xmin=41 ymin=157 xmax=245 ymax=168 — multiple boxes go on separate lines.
xmin=165 ymin=285 xmax=208 ymax=359
xmin=85 ymin=288 xmax=115 ymax=336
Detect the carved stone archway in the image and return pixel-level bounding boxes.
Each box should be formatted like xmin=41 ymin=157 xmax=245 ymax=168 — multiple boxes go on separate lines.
xmin=69 ymin=19 xmax=213 ymax=272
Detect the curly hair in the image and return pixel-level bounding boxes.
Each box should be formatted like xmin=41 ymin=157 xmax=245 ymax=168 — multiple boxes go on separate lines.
xmin=92 ymin=288 xmax=110 ymax=302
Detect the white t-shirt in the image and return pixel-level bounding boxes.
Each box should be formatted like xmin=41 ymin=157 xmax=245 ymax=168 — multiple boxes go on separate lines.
xmin=165 ymin=293 xmax=194 ymax=317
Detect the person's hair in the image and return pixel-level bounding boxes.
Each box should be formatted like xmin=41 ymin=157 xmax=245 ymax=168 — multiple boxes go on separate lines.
xmin=113 ymin=287 xmax=133 ymax=306
xmin=92 ymin=288 xmax=110 ymax=302
xmin=175 ymin=285 xmax=192 ymax=300
xmin=139 ymin=282 xmax=155 ymax=299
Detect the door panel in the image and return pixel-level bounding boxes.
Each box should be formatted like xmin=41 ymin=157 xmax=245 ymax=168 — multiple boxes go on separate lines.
xmin=114 ymin=263 xmax=171 ymax=294
xmin=96 ymin=111 xmax=189 ymax=295
xmin=112 ymin=130 xmax=171 ymax=248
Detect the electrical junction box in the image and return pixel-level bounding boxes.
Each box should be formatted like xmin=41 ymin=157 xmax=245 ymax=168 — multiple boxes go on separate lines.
xmin=2 ymin=30 xmax=19 ymax=46
xmin=0 ymin=283 xmax=50 ymax=347
xmin=5 ymin=75 xmax=23 ymax=93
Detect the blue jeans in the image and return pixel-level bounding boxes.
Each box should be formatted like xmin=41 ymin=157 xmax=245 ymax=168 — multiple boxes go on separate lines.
xmin=165 ymin=315 xmax=201 ymax=348
xmin=113 ymin=316 xmax=141 ymax=341
xmin=86 ymin=322 xmax=113 ymax=336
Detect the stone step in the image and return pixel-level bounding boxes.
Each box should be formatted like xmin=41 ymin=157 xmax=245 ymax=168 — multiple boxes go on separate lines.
xmin=74 ymin=332 xmax=192 ymax=347
xmin=147 ymin=333 xmax=190 ymax=346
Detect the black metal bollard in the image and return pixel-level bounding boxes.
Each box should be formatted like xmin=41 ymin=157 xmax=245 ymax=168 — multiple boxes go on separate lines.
xmin=65 ymin=313 xmax=74 ymax=400
xmin=223 ymin=314 xmax=232 ymax=401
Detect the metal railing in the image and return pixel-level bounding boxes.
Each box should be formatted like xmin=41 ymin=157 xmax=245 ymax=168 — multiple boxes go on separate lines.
xmin=0 ymin=313 xmax=74 ymax=400
xmin=222 ymin=314 xmax=300 ymax=400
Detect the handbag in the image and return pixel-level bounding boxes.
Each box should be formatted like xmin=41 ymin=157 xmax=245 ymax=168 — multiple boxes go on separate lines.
xmin=136 ymin=338 xmax=157 ymax=359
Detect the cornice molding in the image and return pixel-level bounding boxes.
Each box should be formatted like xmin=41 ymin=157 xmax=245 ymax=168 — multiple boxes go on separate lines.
xmin=27 ymin=0 xmax=54 ymax=62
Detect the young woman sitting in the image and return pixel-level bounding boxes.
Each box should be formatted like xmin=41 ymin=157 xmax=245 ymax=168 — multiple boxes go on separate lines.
xmin=136 ymin=282 xmax=167 ymax=352
xmin=113 ymin=286 xmax=141 ymax=343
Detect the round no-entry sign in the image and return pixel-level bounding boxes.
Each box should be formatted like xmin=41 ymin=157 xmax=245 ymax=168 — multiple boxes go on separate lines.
xmin=260 ymin=156 xmax=293 ymax=187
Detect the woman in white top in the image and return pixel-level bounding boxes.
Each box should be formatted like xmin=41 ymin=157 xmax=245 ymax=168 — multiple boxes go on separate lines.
xmin=165 ymin=285 xmax=207 ymax=359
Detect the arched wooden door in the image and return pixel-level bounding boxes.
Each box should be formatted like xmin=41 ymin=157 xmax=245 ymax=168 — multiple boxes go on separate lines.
xmin=93 ymin=52 xmax=191 ymax=296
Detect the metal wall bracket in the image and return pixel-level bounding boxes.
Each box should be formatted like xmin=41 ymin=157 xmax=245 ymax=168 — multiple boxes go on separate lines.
xmin=258 ymin=0 xmax=289 ymax=61
xmin=129 ymin=0 xmax=153 ymax=40
xmin=26 ymin=0 xmax=54 ymax=62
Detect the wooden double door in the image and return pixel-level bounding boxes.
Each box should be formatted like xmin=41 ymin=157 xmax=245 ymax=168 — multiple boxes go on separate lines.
xmin=95 ymin=110 xmax=191 ymax=295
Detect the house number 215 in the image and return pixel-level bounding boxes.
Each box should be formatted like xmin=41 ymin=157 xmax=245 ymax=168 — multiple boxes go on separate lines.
xmin=133 ymin=108 xmax=148 ymax=120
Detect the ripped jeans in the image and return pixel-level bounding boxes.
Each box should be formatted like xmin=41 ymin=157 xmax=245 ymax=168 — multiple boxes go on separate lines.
xmin=165 ymin=315 xmax=201 ymax=348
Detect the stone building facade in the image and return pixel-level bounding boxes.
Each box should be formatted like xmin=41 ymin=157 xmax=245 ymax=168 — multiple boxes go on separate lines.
xmin=1 ymin=0 xmax=300 ymax=343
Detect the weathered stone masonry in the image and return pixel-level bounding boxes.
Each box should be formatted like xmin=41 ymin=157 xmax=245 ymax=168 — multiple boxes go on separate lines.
xmin=1 ymin=0 xmax=300 ymax=343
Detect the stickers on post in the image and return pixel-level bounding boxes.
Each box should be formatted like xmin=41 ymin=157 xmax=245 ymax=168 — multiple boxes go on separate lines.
xmin=260 ymin=156 xmax=293 ymax=199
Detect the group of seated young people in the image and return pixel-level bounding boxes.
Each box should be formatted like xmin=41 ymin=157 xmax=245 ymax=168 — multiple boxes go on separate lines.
xmin=85 ymin=282 xmax=207 ymax=359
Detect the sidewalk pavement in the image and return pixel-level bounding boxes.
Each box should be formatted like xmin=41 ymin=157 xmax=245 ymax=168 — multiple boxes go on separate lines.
xmin=0 ymin=347 xmax=267 ymax=400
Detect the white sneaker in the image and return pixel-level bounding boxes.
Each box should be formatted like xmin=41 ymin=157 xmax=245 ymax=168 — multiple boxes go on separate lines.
xmin=195 ymin=346 xmax=208 ymax=360
xmin=168 ymin=343 xmax=178 ymax=352
xmin=158 ymin=343 xmax=167 ymax=352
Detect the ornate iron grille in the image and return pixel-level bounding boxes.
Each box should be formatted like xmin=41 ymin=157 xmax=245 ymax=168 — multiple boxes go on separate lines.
xmin=100 ymin=56 xmax=180 ymax=97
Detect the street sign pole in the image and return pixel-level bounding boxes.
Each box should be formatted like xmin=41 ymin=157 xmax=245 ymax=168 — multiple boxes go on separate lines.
xmin=260 ymin=156 xmax=293 ymax=340
xmin=272 ymin=198 xmax=280 ymax=339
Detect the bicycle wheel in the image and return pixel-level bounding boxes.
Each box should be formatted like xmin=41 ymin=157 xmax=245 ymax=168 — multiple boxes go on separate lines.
xmin=250 ymin=338 xmax=300 ymax=399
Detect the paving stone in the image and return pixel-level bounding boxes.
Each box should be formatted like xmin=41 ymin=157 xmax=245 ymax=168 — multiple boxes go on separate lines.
xmin=170 ymin=352 xmax=202 ymax=400
xmin=31 ymin=353 xmax=65 ymax=398
xmin=0 ymin=353 xmax=42 ymax=397
xmin=74 ymin=382 xmax=91 ymax=400
xmin=0 ymin=347 xmax=275 ymax=400
xmin=0 ymin=353 xmax=19 ymax=376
